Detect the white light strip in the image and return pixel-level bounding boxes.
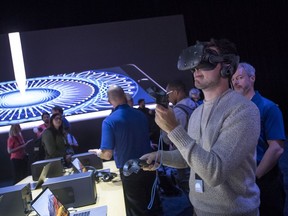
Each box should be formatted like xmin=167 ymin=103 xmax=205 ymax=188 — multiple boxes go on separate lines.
xmin=8 ymin=32 xmax=27 ymax=94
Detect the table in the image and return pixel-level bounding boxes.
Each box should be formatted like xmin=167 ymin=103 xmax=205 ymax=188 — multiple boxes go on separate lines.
xmin=18 ymin=160 xmax=126 ymax=216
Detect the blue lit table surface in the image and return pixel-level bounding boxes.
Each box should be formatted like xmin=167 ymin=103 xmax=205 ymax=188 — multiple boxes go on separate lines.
xmin=18 ymin=160 xmax=126 ymax=216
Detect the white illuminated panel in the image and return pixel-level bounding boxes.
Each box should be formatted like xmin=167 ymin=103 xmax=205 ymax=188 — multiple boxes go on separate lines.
xmin=8 ymin=32 xmax=27 ymax=95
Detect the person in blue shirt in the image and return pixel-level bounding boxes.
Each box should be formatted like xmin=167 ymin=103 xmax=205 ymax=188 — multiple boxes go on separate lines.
xmin=232 ymin=62 xmax=286 ymax=216
xmin=189 ymin=87 xmax=203 ymax=106
xmin=89 ymin=85 xmax=162 ymax=216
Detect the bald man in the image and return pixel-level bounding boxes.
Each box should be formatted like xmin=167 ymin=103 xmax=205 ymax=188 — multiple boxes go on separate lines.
xmin=89 ymin=85 xmax=162 ymax=216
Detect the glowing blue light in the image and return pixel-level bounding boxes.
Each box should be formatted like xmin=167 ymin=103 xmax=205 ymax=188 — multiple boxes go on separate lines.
xmin=0 ymin=70 xmax=139 ymax=130
xmin=0 ymin=89 xmax=60 ymax=107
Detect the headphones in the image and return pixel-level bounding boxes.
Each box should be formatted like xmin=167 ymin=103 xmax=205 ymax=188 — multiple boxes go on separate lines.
xmin=177 ymin=42 xmax=239 ymax=78
xmin=95 ymin=171 xmax=117 ymax=182
xmin=102 ymin=172 xmax=117 ymax=182
xmin=219 ymin=54 xmax=240 ymax=78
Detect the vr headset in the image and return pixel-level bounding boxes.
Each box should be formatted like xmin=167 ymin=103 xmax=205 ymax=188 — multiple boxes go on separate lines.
xmin=177 ymin=41 xmax=239 ymax=78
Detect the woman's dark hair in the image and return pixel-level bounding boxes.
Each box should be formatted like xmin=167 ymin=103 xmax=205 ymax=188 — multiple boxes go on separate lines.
xmin=52 ymin=105 xmax=64 ymax=114
xmin=41 ymin=111 xmax=50 ymax=120
xmin=49 ymin=113 xmax=64 ymax=136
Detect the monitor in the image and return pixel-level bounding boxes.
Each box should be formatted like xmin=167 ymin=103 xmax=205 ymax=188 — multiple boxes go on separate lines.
xmin=31 ymin=157 xmax=64 ymax=181
xmin=71 ymin=152 xmax=103 ymax=170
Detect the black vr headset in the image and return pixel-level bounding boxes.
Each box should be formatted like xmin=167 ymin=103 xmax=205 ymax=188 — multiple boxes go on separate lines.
xmin=177 ymin=41 xmax=239 ymax=78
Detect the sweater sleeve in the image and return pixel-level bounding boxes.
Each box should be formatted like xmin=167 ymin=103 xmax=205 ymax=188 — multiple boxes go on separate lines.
xmin=167 ymin=101 xmax=260 ymax=187
xmin=161 ymin=149 xmax=189 ymax=168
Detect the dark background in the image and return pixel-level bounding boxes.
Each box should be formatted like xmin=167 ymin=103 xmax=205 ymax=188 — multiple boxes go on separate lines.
xmin=1 ymin=0 xmax=287 ymax=182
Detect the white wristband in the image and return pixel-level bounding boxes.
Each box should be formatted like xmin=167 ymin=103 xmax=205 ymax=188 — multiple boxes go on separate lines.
xmin=96 ymin=149 xmax=102 ymax=158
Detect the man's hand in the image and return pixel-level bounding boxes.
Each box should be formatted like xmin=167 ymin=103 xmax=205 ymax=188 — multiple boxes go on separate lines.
xmin=88 ymin=149 xmax=113 ymax=160
xmin=88 ymin=149 xmax=101 ymax=157
xmin=155 ymin=105 xmax=179 ymax=133
xmin=150 ymin=143 xmax=158 ymax=150
xmin=139 ymin=151 xmax=161 ymax=171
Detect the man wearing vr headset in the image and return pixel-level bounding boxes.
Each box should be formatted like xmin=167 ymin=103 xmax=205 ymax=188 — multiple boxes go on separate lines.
xmin=141 ymin=38 xmax=261 ymax=215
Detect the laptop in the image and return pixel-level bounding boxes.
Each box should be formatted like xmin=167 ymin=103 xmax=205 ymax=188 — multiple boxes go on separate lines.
xmin=71 ymin=153 xmax=103 ymax=170
xmin=31 ymin=187 xmax=107 ymax=216
xmin=30 ymin=163 xmax=51 ymax=190
xmin=72 ymin=158 xmax=87 ymax=173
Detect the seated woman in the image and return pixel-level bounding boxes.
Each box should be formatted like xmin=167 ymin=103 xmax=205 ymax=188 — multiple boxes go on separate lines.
xmin=41 ymin=113 xmax=72 ymax=167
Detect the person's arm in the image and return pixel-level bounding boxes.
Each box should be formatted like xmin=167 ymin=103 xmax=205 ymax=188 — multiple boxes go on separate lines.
xmin=256 ymin=140 xmax=284 ymax=178
xmin=157 ymin=101 xmax=260 ymax=187
xmin=256 ymin=104 xmax=285 ymax=178
xmin=140 ymin=148 xmax=188 ymax=170
xmin=89 ymin=118 xmax=114 ymax=160
xmin=170 ymin=104 xmax=260 ymax=186
xmin=7 ymin=138 xmax=33 ymax=154
xmin=72 ymin=135 xmax=79 ymax=147
xmin=160 ymin=107 xmax=187 ymax=149
xmin=89 ymin=149 xmax=113 ymax=160
xmin=174 ymin=106 xmax=188 ymax=129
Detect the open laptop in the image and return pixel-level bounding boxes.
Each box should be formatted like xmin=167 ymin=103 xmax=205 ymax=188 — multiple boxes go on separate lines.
xmin=72 ymin=152 xmax=103 ymax=170
xmin=72 ymin=157 xmax=87 ymax=173
xmin=30 ymin=163 xmax=51 ymax=190
xmin=31 ymin=187 xmax=107 ymax=216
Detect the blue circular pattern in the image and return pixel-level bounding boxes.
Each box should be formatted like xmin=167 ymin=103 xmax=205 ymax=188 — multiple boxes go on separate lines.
xmin=0 ymin=89 xmax=60 ymax=108
xmin=0 ymin=70 xmax=138 ymax=124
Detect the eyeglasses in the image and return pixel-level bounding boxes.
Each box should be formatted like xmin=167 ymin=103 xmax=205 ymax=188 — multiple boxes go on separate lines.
xmin=54 ymin=117 xmax=62 ymax=121
xmin=166 ymin=90 xmax=174 ymax=95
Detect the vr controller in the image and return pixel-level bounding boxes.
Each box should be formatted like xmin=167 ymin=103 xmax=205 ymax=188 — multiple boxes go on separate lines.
xmin=146 ymin=86 xmax=169 ymax=108
xmin=123 ymin=159 xmax=151 ymax=176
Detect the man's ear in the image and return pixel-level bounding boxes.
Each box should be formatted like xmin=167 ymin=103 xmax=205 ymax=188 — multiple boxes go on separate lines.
xmin=250 ymin=75 xmax=256 ymax=82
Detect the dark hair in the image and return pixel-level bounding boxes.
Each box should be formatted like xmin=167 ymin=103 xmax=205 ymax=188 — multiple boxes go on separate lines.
xmin=167 ymin=80 xmax=187 ymax=93
xmin=206 ymin=38 xmax=238 ymax=56
xmin=52 ymin=105 xmax=63 ymax=114
xmin=205 ymin=38 xmax=239 ymax=77
xmin=138 ymin=99 xmax=144 ymax=104
xmin=41 ymin=111 xmax=50 ymax=120
xmin=49 ymin=113 xmax=64 ymax=136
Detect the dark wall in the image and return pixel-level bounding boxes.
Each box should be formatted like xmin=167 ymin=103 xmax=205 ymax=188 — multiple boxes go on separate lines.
xmin=1 ymin=0 xmax=287 ymax=123
xmin=181 ymin=1 xmax=288 ymax=128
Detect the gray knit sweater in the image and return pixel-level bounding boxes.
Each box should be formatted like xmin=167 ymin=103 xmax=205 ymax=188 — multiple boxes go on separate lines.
xmin=162 ymin=89 xmax=260 ymax=216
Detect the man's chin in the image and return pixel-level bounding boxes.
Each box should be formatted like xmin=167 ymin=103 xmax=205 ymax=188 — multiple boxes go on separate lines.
xmin=234 ymin=88 xmax=244 ymax=94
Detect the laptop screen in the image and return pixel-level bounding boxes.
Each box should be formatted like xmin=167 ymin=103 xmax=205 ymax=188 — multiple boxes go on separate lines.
xmin=72 ymin=158 xmax=87 ymax=173
xmin=31 ymin=163 xmax=51 ymax=190
xmin=31 ymin=187 xmax=69 ymax=216
xmin=71 ymin=152 xmax=103 ymax=170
